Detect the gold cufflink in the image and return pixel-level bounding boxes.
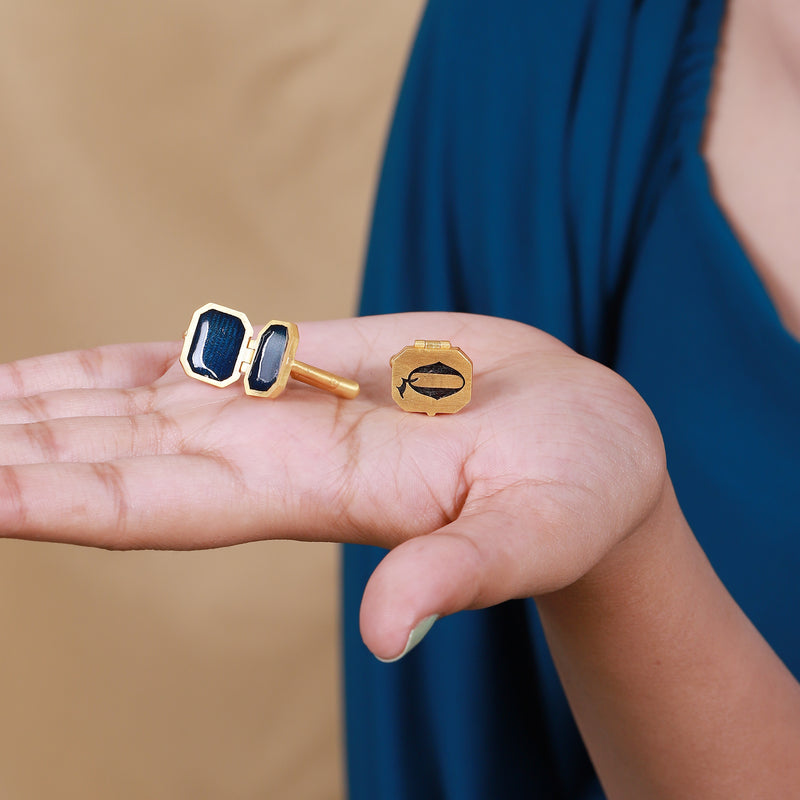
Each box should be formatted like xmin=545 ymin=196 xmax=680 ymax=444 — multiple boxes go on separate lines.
xmin=180 ymin=302 xmax=359 ymax=399
xmin=390 ymin=340 xmax=472 ymax=415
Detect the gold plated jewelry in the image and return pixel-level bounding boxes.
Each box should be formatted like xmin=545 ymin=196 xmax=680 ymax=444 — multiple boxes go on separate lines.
xmin=181 ymin=302 xmax=359 ymax=399
xmin=390 ymin=340 xmax=472 ymax=415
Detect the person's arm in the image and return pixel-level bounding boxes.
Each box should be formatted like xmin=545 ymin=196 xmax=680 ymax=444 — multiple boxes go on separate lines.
xmin=537 ymin=483 xmax=800 ymax=799
xmin=1 ymin=312 xmax=799 ymax=797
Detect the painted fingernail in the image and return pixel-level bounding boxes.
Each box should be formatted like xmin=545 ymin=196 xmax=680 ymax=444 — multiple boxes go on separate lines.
xmin=376 ymin=615 xmax=439 ymax=663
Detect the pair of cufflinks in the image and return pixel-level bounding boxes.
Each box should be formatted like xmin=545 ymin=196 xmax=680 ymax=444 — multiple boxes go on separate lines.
xmin=181 ymin=303 xmax=472 ymax=416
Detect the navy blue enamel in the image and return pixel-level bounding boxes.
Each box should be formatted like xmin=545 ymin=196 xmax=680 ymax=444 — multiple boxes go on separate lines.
xmin=247 ymin=324 xmax=289 ymax=393
xmin=187 ymin=309 xmax=245 ymax=382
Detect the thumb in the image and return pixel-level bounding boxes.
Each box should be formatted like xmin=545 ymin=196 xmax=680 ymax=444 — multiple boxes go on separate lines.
xmin=359 ymin=506 xmax=546 ymax=662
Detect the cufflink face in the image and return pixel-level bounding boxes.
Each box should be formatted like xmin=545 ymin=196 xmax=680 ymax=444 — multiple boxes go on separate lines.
xmin=244 ymin=321 xmax=299 ymax=398
xmin=390 ymin=340 xmax=473 ymax=415
xmin=180 ymin=303 xmax=253 ymax=388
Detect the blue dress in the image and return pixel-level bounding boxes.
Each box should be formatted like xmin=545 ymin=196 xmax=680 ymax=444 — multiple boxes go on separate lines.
xmin=345 ymin=1 xmax=800 ymax=797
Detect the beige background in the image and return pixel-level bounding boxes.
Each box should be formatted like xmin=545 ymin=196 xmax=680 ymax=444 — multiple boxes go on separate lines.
xmin=0 ymin=2 xmax=423 ymax=797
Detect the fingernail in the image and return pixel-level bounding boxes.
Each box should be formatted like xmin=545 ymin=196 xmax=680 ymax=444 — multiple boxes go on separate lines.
xmin=376 ymin=615 xmax=439 ymax=663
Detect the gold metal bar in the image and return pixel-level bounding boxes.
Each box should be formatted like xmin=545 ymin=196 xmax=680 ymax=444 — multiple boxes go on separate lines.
xmin=290 ymin=360 xmax=360 ymax=399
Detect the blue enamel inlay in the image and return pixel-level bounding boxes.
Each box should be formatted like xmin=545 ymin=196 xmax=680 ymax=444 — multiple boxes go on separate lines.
xmin=188 ymin=309 xmax=245 ymax=382
xmin=247 ymin=324 xmax=288 ymax=393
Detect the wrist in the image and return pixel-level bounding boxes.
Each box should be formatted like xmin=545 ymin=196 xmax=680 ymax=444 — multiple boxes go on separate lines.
xmin=537 ymin=476 xmax=689 ymax=616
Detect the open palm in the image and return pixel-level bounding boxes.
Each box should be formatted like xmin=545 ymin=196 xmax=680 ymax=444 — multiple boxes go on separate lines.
xmin=0 ymin=312 xmax=665 ymax=657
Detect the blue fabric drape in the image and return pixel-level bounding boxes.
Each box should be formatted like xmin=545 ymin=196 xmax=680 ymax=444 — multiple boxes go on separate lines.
xmin=344 ymin=1 xmax=799 ymax=797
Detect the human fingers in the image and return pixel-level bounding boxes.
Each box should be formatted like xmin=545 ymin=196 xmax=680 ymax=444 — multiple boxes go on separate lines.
xmin=0 ymin=385 xmax=169 ymax=425
xmin=0 ymin=411 xmax=187 ymax=465
xmin=0 ymin=455 xmax=272 ymax=549
xmin=0 ymin=342 xmax=180 ymax=400
xmin=358 ymin=487 xmax=616 ymax=661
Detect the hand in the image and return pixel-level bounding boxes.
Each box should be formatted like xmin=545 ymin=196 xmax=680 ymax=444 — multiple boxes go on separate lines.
xmin=0 ymin=313 xmax=665 ymax=659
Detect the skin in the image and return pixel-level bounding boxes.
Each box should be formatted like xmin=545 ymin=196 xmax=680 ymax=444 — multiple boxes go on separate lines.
xmin=703 ymin=0 xmax=800 ymax=337
xmin=1 ymin=311 xmax=799 ymax=798
xmin=3 ymin=0 xmax=800 ymax=796
xmin=0 ymin=311 xmax=665 ymax=631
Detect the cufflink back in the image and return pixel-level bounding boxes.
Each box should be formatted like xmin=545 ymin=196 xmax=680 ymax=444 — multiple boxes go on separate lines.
xmin=181 ymin=303 xmax=359 ymax=399
xmin=390 ymin=340 xmax=472 ymax=415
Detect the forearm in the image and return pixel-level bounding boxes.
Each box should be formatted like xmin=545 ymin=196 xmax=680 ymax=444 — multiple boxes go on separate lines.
xmin=536 ymin=481 xmax=800 ymax=799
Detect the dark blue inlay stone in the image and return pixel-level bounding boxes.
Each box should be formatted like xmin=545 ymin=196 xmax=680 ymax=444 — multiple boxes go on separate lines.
xmin=187 ymin=308 xmax=245 ymax=382
xmin=247 ymin=324 xmax=289 ymax=393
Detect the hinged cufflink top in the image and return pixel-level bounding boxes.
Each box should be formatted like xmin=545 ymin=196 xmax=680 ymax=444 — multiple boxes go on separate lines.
xmin=390 ymin=340 xmax=472 ymax=415
xmin=181 ymin=303 xmax=359 ymax=400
